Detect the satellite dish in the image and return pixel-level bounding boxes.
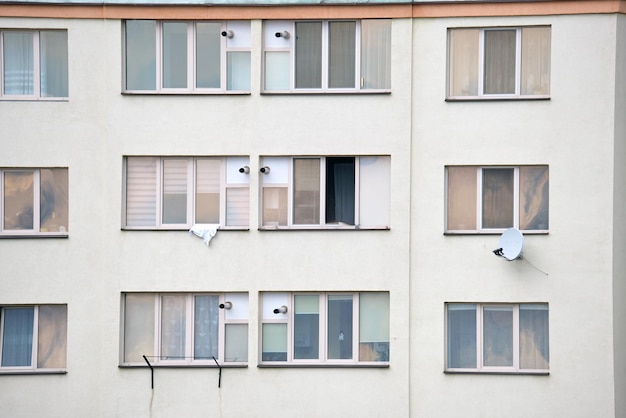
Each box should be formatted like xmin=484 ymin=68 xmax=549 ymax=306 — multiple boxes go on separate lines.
xmin=493 ymin=228 xmax=524 ymax=261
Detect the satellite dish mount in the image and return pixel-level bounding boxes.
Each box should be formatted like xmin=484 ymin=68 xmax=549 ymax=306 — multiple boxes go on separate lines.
xmin=493 ymin=228 xmax=524 ymax=261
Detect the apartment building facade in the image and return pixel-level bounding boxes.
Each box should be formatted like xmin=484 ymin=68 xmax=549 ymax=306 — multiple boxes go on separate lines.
xmin=0 ymin=0 xmax=624 ymax=417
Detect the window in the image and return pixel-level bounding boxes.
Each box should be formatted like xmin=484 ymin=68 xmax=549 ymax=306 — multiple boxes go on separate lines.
xmin=1 ymin=30 xmax=68 ymax=99
xmin=447 ymin=26 xmax=550 ymax=99
xmin=260 ymin=156 xmax=390 ymax=229
xmin=263 ymin=20 xmax=391 ymax=92
xmin=446 ymin=303 xmax=549 ymax=373
xmin=1 ymin=168 xmax=69 ymax=236
xmin=123 ymin=157 xmax=249 ymax=229
xmin=0 ymin=305 xmax=67 ymax=372
xmin=446 ymin=165 xmax=548 ymax=233
xmin=122 ymin=293 xmax=248 ymax=366
xmin=124 ymin=20 xmax=250 ymax=93
xmin=260 ymin=292 xmax=389 ymax=365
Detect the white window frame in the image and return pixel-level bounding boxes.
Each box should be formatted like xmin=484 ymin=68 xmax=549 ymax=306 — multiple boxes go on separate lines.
xmin=259 ymin=156 xmax=390 ymax=230
xmin=123 ymin=20 xmax=250 ymax=94
xmin=262 ymin=20 xmax=391 ymax=93
xmin=445 ymin=165 xmax=549 ymax=234
xmin=122 ymin=156 xmax=250 ymax=230
xmin=0 ymin=168 xmax=69 ymax=237
xmin=446 ymin=26 xmax=551 ymax=100
xmin=445 ymin=303 xmax=549 ymax=374
xmin=120 ymin=292 xmax=248 ymax=367
xmin=260 ymin=292 xmax=390 ymax=367
xmin=0 ymin=30 xmax=68 ymax=100
xmin=0 ymin=305 xmax=67 ymax=374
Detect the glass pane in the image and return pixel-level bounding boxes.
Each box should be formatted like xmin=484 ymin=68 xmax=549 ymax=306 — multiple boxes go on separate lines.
xmin=195 ymin=159 xmax=220 ymax=224
xmin=294 ymin=295 xmax=319 ymax=359
xmin=483 ymin=306 xmax=513 ymax=367
xmin=447 ymin=166 xmax=477 ymax=230
xmin=447 ymin=304 xmax=476 ymax=368
xmin=484 ymin=30 xmax=516 ymax=94
xmin=521 ymin=27 xmax=550 ymax=95
xmin=359 ymin=292 xmax=389 ymax=361
xmin=295 ymin=22 xmax=322 ymax=88
xmin=325 ymin=157 xmax=355 ymax=225
xmin=37 ymin=305 xmax=67 ymax=368
xmin=227 ymin=51 xmax=251 ymax=91
xmin=124 ymin=294 xmax=155 ymax=363
xmin=359 ymin=156 xmax=391 ymax=227
xmin=519 ymin=166 xmax=549 ymax=230
xmin=193 ymin=295 xmax=219 ymax=360
xmin=327 ymin=295 xmax=353 ymax=360
xmin=40 ymin=31 xmax=68 ymax=97
xmin=265 ymin=51 xmax=290 ymax=90
xmin=163 ymin=22 xmax=188 ymax=89
xmin=262 ymin=187 xmax=288 ymax=226
xmin=4 ymin=171 xmax=34 ymax=230
xmin=1 ymin=307 xmax=34 ymax=367
xmin=40 ymin=168 xmax=69 ymax=233
xmin=225 ymin=324 xmax=248 ymax=362
xmin=126 ymin=157 xmax=157 ymax=227
xmin=161 ymin=295 xmax=186 ymax=360
xmin=328 ymin=21 xmax=355 ymax=88
xmin=448 ymin=29 xmax=478 ymax=96
xmin=196 ymin=22 xmax=221 ymax=89
xmin=361 ymin=19 xmax=391 ymax=89
xmin=482 ymin=168 xmax=514 ymax=229
xmin=125 ymin=21 xmax=156 ymax=91
xmin=262 ymin=323 xmax=287 ymax=361
xmin=293 ymin=159 xmax=320 ymax=224
xmin=226 ymin=187 xmax=249 ymax=227
xmin=3 ymin=32 xmax=33 ymax=95
xmin=520 ymin=304 xmax=549 ymax=369
xmin=162 ymin=159 xmax=188 ymax=224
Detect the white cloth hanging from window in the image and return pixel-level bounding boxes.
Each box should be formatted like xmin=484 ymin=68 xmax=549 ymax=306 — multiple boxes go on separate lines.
xmin=189 ymin=224 xmax=220 ymax=246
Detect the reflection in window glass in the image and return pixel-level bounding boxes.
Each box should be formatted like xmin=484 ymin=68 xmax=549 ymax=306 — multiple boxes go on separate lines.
xmin=482 ymin=168 xmax=514 ymax=229
xmin=4 ymin=171 xmax=34 ymax=230
xmin=162 ymin=22 xmax=188 ymax=89
xmin=447 ymin=304 xmax=477 ymax=369
xmin=125 ymin=20 xmax=156 ymax=91
xmin=483 ymin=306 xmax=513 ymax=367
xmin=37 ymin=305 xmax=67 ymax=368
xmin=196 ymin=23 xmax=221 ymax=89
xmin=262 ymin=323 xmax=287 ymax=361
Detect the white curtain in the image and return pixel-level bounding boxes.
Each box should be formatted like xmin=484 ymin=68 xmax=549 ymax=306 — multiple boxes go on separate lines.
xmin=161 ymin=295 xmax=186 ymax=360
xmin=3 ymin=32 xmax=33 ymax=95
xmin=227 ymin=51 xmax=251 ymax=91
xmin=361 ymin=20 xmax=391 ymax=89
xmin=448 ymin=29 xmax=479 ymax=96
xmin=193 ymin=295 xmax=219 ymax=360
xmin=295 ymin=22 xmax=322 ymax=88
xmin=328 ymin=22 xmax=355 ymax=88
xmin=521 ymin=27 xmax=551 ymax=95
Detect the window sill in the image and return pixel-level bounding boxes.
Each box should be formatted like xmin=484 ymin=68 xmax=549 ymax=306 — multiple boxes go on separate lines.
xmin=258 ymin=363 xmax=389 ymax=368
xmin=0 ymin=233 xmax=68 ymax=239
xmin=445 ymin=95 xmax=550 ymax=102
xmin=119 ymin=364 xmax=247 ymax=369
xmin=444 ymin=370 xmax=549 ymax=375
xmin=259 ymin=225 xmax=390 ymax=231
xmin=0 ymin=369 xmax=67 ymax=375
xmin=444 ymin=230 xmax=548 ymax=235
xmin=122 ymin=91 xmax=250 ymax=96
xmin=0 ymin=97 xmax=68 ymax=102
xmin=121 ymin=227 xmax=248 ymax=231
xmin=261 ymin=89 xmax=391 ymax=95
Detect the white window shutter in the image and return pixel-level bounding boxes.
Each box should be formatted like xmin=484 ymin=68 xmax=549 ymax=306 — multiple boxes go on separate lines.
xmin=359 ymin=156 xmax=390 ymax=227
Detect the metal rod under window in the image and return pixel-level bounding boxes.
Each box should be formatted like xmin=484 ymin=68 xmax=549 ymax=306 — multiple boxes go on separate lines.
xmin=143 ymin=355 xmax=154 ymax=389
xmin=212 ymin=356 xmax=222 ymax=388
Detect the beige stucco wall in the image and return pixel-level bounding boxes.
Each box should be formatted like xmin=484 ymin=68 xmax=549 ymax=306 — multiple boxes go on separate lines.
xmin=0 ymin=16 xmax=412 ymax=418
xmin=411 ymin=13 xmax=619 ymax=418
